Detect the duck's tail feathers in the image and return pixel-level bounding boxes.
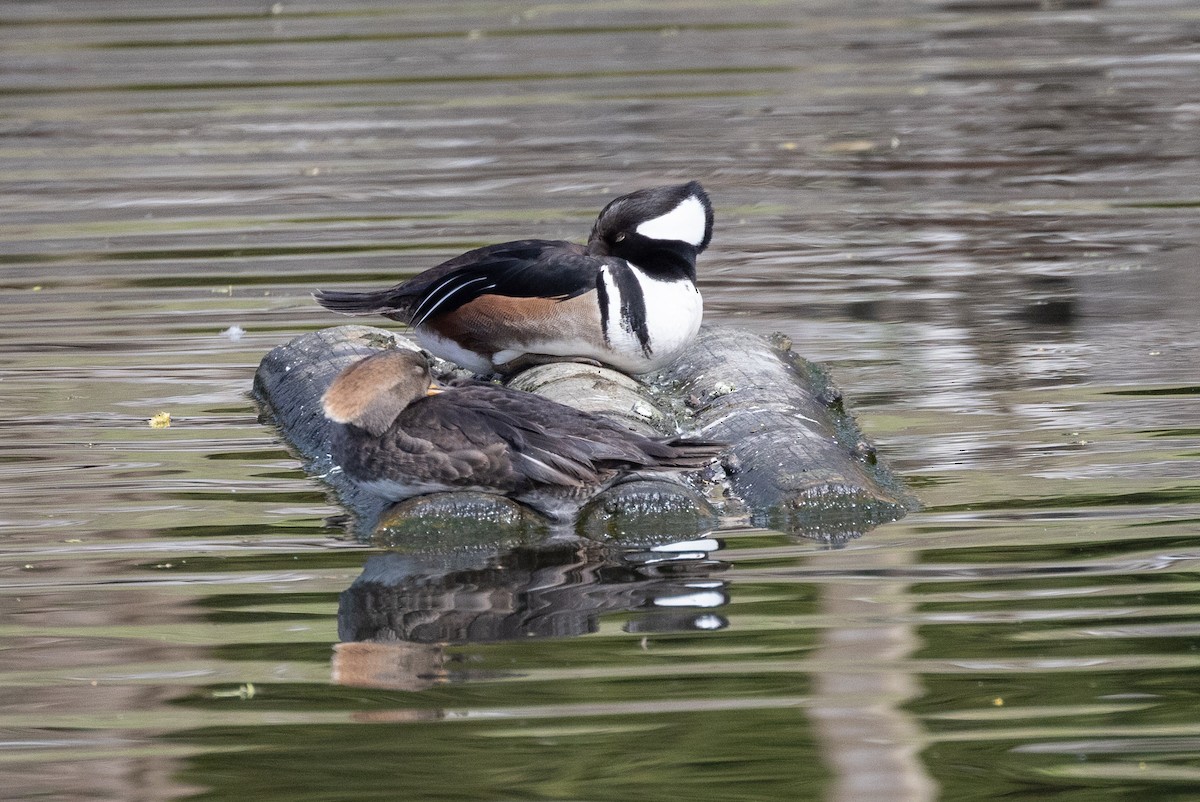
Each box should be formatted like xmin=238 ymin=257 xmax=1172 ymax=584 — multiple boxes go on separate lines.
xmin=313 ymin=287 xmax=415 ymax=321
xmin=651 ymin=438 xmax=727 ymax=470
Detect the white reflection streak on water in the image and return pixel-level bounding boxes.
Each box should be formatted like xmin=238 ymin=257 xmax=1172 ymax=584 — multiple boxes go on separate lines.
xmin=809 ymin=545 xmax=936 ymax=802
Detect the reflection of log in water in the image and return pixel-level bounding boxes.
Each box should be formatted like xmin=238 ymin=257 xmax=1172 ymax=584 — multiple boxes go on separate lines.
xmin=333 ymin=537 xmax=727 ymax=690
xmin=340 ymin=538 xmax=727 ymax=642
xmin=254 ymin=323 xmax=917 ymax=541
xmin=810 ymin=549 xmax=936 ymax=802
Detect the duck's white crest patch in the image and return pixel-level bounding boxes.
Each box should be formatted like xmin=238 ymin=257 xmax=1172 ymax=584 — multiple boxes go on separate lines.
xmin=635 ymin=194 xmax=708 ymax=246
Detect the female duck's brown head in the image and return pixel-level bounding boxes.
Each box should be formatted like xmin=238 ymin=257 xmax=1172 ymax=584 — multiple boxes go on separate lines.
xmin=321 ymin=349 xmax=437 ymax=437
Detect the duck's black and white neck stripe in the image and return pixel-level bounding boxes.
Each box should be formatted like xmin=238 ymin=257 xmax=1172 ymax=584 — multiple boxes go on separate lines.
xmin=314 ymin=181 xmax=714 ymax=376
xmin=584 ymin=182 xmax=711 ymax=372
xmin=593 ymin=261 xmax=701 ymax=371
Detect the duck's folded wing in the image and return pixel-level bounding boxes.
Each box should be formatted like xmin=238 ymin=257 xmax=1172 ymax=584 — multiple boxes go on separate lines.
xmin=470 ymin=387 xmax=726 ymax=468
xmin=400 ymin=395 xmax=603 ymax=489
xmin=446 ymin=385 xmax=718 ymax=478
xmin=314 ymin=240 xmax=603 ymax=324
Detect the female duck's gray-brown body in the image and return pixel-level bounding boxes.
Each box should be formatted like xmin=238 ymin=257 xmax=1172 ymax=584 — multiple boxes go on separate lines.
xmin=321 ymin=349 xmax=723 ymax=518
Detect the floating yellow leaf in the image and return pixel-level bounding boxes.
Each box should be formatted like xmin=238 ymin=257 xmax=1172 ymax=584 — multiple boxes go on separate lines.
xmin=825 ymin=139 xmax=877 ymax=154
xmin=148 ymin=411 xmax=172 ymax=429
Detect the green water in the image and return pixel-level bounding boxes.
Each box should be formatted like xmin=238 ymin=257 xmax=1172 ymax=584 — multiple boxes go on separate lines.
xmin=2 ymin=1 xmax=1199 ymax=800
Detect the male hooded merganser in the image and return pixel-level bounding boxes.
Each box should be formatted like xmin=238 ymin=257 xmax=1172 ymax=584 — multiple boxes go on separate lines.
xmin=314 ymin=182 xmax=713 ymax=375
xmin=321 ymin=349 xmax=724 ymax=517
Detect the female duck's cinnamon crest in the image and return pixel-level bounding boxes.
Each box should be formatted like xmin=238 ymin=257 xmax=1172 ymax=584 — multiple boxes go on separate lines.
xmin=314 ymin=182 xmax=714 ymax=376
xmin=321 ymin=349 xmax=724 ymax=517
xmin=321 ymin=348 xmax=434 ymax=437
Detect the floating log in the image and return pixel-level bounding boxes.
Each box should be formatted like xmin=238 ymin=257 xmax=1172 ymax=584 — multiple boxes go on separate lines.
xmin=655 ymin=326 xmax=918 ymax=534
xmin=252 ymin=323 xmax=916 ymax=543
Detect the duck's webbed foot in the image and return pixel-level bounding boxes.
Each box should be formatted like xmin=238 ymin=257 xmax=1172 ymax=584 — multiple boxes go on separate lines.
xmin=495 ymin=353 xmax=605 ymax=375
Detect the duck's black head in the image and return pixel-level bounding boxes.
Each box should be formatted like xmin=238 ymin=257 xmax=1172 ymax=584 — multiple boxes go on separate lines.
xmin=322 ymin=349 xmax=433 ymax=437
xmin=587 ymin=182 xmax=714 ymax=273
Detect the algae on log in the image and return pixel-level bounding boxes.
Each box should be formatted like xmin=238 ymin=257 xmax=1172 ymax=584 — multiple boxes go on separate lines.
xmin=252 ymin=323 xmax=916 ymax=544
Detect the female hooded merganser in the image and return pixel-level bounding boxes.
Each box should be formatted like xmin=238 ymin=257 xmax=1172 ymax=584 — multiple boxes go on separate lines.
xmin=314 ymin=182 xmax=713 ymax=375
xmin=321 ymin=349 xmax=724 ymax=518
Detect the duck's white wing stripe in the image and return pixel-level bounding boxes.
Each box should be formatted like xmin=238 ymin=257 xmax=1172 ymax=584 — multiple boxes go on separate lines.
xmin=413 ymin=276 xmax=496 ymax=327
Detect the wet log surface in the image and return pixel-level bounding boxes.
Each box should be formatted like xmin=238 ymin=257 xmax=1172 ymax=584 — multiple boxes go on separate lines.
xmin=655 ymin=326 xmax=918 ymax=533
xmin=253 ymin=323 xmax=917 ymax=543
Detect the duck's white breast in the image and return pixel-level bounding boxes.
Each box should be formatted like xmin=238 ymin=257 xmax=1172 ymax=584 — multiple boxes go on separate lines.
xmin=600 ymin=267 xmax=702 ymax=372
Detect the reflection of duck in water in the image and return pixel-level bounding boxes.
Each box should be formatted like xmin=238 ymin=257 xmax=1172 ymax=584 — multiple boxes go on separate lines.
xmin=334 ymin=538 xmax=729 ymax=690
xmin=321 ymin=349 xmax=724 ymax=518
xmin=314 ymin=182 xmax=713 ymax=375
